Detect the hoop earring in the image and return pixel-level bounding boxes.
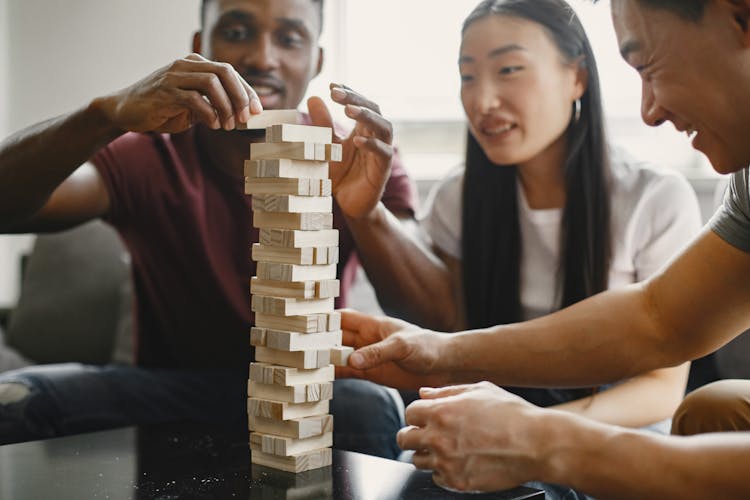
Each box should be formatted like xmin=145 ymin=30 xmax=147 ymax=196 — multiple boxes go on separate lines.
xmin=573 ymin=98 xmax=581 ymax=123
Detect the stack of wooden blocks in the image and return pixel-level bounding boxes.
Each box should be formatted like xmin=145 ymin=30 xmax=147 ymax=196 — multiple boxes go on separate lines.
xmin=244 ymin=113 xmax=354 ymax=473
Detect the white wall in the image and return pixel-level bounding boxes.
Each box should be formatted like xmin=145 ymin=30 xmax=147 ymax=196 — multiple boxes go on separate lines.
xmin=0 ymin=0 xmax=201 ymax=307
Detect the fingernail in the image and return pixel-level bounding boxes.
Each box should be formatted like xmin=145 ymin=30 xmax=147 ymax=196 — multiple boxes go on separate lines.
xmin=353 ymin=136 xmax=366 ymax=147
xmin=224 ymin=117 xmax=235 ymax=130
xmin=212 ymin=118 xmax=221 ymax=130
xmin=250 ymin=98 xmax=263 ymax=114
xmin=331 ymin=87 xmax=346 ymax=100
xmin=239 ymin=106 xmax=250 ymax=123
xmin=350 ymin=352 xmax=363 ymax=368
xmin=345 ymin=104 xmax=361 ymax=117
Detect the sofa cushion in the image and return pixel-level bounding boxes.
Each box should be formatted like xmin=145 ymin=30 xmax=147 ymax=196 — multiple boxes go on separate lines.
xmin=5 ymin=221 xmax=131 ymax=364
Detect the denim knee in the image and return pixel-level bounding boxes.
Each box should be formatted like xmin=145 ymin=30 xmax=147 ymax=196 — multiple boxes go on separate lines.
xmin=0 ymin=373 xmax=61 ymax=444
xmin=331 ymin=379 xmax=404 ymax=459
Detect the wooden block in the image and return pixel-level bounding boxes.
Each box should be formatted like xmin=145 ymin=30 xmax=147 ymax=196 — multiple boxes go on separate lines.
xmin=245 ymin=177 xmax=332 ymax=196
xmin=248 ymin=413 xmax=333 ymax=439
xmin=326 ymin=143 xmax=343 ymax=162
xmin=248 ymin=397 xmax=329 ymax=420
xmin=255 ymin=312 xmax=332 ymax=333
xmin=253 ymin=211 xmax=333 ymax=230
xmin=237 ymin=109 xmax=300 ymax=130
xmin=251 ymin=277 xmax=340 ymax=299
xmin=251 ymin=142 xmax=327 ymax=161
xmin=256 ymin=262 xmax=337 ymax=282
xmin=248 ymin=380 xmax=333 ymax=403
xmin=330 ymin=346 xmax=354 ymax=366
xmin=252 ymin=194 xmax=332 ymax=213
xmin=266 ymin=124 xmax=333 ymax=145
xmin=251 ymin=431 xmax=333 ymax=457
xmin=252 ymin=296 xmax=335 ymax=316
xmin=251 ymin=327 xmax=342 ymax=351
xmin=252 ymin=244 xmax=338 ymax=265
xmin=245 ymin=159 xmax=329 ymax=180
xmin=260 ymin=229 xmax=339 ymax=248
xmin=249 ymin=362 xmax=335 ymax=386
xmin=252 ymin=244 xmax=314 ymax=265
xmin=250 ymin=447 xmax=332 ymax=473
xmin=327 ymin=311 xmax=342 ymax=331
xmin=255 ymin=346 xmax=331 ymax=369
xmin=314 ymin=280 xmax=340 ymax=300
xmin=250 ymin=327 xmax=267 ymax=347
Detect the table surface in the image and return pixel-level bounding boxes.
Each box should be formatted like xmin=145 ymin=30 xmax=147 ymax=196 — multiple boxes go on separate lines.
xmin=0 ymin=423 xmax=543 ymax=499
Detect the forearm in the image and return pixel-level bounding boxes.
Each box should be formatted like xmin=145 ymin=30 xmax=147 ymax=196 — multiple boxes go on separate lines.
xmin=540 ymin=411 xmax=750 ymax=499
xmin=0 ymin=98 xmax=121 ymax=229
xmin=345 ymin=203 xmax=457 ymax=329
xmin=550 ymin=364 xmax=689 ymax=427
xmin=444 ymin=284 xmax=670 ymax=387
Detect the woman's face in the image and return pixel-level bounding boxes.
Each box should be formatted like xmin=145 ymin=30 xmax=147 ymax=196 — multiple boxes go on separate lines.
xmin=460 ymin=15 xmax=585 ymax=166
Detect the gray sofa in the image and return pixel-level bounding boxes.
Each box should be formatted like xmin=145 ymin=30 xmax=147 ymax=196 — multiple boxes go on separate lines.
xmin=0 ymin=221 xmax=133 ymax=371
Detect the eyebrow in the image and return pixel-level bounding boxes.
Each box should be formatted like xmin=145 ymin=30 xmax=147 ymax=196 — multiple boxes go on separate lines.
xmin=216 ymin=11 xmax=313 ymax=37
xmin=458 ymin=43 xmax=526 ymax=64
xmin=619 ymin=39 xmax=641 ymax=62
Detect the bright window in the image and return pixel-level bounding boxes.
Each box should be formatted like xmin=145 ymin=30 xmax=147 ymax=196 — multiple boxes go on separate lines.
xmin=306 ymin=0 xmax=714 ymax=180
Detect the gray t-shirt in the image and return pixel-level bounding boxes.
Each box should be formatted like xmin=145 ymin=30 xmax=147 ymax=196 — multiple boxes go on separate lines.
xmin=710 ymin=167 xmax=750 ymax=253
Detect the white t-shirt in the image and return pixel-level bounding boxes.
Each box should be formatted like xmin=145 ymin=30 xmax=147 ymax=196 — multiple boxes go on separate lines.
xmin=422 ymin=147 xmax=703 ymax=321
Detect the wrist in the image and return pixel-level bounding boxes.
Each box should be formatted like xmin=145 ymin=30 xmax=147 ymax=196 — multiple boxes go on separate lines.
xmin=87 ymin=96 xmax=126 ymax=143
xmin=536 ymin=410 xmax=619 ymax=487
xmin=343 ymin=201 xmax=387 ymax=227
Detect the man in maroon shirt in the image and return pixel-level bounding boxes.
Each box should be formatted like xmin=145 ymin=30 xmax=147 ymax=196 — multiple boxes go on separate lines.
xmin=0 ymin=0 xmax=416 ymax=458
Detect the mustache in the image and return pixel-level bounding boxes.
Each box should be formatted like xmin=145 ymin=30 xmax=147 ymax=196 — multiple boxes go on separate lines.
xmin=241 ymin=71 xmax=286 ymax=92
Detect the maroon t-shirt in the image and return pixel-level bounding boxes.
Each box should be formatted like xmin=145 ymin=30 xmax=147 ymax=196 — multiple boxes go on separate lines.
xmin=91 ymin=127 xmax=416 ymax=369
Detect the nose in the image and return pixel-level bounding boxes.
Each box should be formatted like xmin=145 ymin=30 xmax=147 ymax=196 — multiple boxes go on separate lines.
xmin=470 ymin=78 xmax=502 ymax=116
xmin=641 ymin=80 xmax=666 ymax=127
xmin=243 ymin=33 xmax=280 ymax=72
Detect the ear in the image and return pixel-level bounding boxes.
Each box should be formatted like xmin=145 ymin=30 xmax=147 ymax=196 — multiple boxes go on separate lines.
xmin=571 ymin=58 xmax=589 ymax=101
xmin=724 ymin=0 xmax=750 ymax=45
xmin=314 ymin=46 xmax=325 ymax=78
xmin=192 ymin=31 xmax=203 ymax=54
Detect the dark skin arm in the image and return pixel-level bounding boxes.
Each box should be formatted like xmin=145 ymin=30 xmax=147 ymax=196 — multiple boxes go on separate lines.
xmin=308 ymin=86 xmax=458 ymax=330
xmin=0 ymin=53 xmax=260 ymax=233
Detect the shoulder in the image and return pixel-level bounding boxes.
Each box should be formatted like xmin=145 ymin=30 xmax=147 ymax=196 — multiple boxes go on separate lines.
xmin=429 ymin=165 xmax=465 ymax=204
xmin=608 ymin=144 xmax=697 ymax=207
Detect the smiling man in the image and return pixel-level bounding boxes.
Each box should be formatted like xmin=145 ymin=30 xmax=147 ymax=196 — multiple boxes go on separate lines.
xmin=0 ymin=0 xmax=416 ymax=459
xmin=333 ymin=0 xmax=750 ymax=496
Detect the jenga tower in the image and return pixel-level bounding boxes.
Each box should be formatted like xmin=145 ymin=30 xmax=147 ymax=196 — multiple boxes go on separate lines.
xmin=243 ymin=112 xmax=351 ymax=473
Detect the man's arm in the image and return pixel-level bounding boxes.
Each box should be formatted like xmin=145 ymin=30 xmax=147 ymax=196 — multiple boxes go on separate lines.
xmin=398 ymin=383 xmax=750 ymax=499
xmin=347 ymin=228 xmax=750 ymax=388
xmin=0 ymin=53 xmax=260 ymax=233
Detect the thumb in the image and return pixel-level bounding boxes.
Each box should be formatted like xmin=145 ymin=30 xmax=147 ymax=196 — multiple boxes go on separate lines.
xmin=307 ymin=96 xmax=336 ymax=136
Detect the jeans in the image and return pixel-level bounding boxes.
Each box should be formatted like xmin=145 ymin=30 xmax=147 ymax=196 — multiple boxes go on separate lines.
xmin=0 ymin=363 xmax=404 ymax=459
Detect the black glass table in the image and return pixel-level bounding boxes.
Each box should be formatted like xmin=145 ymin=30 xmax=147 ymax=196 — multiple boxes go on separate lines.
xmin=0 ymin=422 xmax=543 ymax=499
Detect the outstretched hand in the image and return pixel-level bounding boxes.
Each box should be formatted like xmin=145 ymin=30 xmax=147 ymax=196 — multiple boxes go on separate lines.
xmin=95 ymin=53 xmax=262 ymax=134
xmin=307 ymin=84 xmax=394 ymax=220
xmin=336 ymin=309 xmax=451 ymax=390
xmin=398 ymin=382 xmax=543 ymax=492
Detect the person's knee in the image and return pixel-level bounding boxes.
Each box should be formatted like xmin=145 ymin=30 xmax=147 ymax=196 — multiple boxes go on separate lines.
xmin=0 ymin=382 xmax=30 ymax=404
xmin=672 ymin=380 xmax=750 ymax=435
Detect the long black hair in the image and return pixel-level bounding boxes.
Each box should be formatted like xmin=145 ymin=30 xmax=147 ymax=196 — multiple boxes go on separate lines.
xmin=461 ymin=0 xmax=612 ymax=330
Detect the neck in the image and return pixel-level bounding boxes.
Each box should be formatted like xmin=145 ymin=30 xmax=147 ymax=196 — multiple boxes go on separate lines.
xmin=194 ymin=125 xmax=266 ymax=178
xmin=517 ymin=135 xmax=568 ymax=209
